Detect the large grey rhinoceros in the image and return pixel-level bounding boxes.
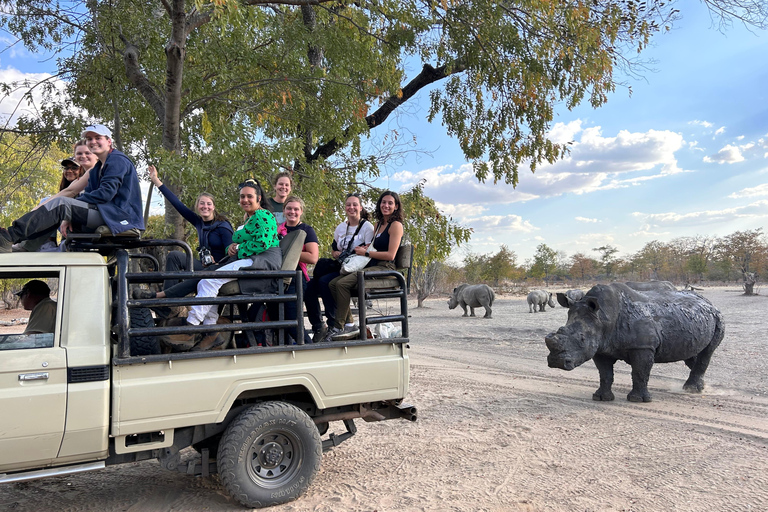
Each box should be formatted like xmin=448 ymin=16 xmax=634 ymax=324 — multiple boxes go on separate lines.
xmin=448 ymin=284 xmax=495 ymax=318
xmin=546 ymin=283 xmax=724 ymax=403
xmin=527 ymin=290 xmax=556 ymax=313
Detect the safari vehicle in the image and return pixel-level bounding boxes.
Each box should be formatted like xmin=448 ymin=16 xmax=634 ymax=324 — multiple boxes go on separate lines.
xmin=0 ymin=233 xmax=415 ymax=508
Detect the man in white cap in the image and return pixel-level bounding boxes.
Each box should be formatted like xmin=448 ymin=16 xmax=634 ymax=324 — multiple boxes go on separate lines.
xmin=0 ymin=124 xmax=144 ymax=252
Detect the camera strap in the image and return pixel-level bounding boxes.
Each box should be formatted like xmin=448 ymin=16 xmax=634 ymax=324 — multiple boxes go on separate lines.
xmin=200 ymin=219 xmax=233 ymax=249
xmin=343 ymin=219 xmax=367 ymax=252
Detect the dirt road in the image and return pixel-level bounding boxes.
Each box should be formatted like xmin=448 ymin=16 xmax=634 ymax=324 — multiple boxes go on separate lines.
xmin=2 ymin=287 xmax=766 ymax=511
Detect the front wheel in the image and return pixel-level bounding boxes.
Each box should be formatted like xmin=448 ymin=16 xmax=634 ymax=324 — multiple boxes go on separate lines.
xmin=217 ymin=402 xmax=322 ymax=508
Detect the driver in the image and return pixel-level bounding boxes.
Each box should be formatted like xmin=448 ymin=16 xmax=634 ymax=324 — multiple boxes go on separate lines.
xmin=17 ymin=280 xmax=57 ymax=334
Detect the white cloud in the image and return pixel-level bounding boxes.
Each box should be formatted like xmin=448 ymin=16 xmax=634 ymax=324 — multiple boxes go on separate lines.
xmin=465 ymin=213 xmax=538 ymax=234
xmin=715 ymin=126 xmax=726 ymax=136
xmin=703 ymin=144 xmax=745 ymax=164
xmin=689 ymin=120 xmax=714 ymax=128
xmin=736 ymin=135 xmax=745 ymax=141
xmin=632 ymin=200 xmax=768 ymax=228
xmin=547 ymin=119 xmax=583 ymax=144
xmin=0 ymin=66 xmax=70 ymax=126
xmin=575 ymin=216 xmax=599 ymax=223
xmin=728 ymin=183 xmax=768 ymax=199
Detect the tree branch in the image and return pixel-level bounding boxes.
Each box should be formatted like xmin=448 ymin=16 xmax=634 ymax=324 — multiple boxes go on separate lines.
xmin=310 ymin=60 xmax=465 ymax=162
xmin=119 ymin=34 xmax=165 ymax=123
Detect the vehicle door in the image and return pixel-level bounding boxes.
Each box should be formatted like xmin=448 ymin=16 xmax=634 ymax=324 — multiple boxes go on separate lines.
xmin=0 ymin=269 xmax=67 ymax=471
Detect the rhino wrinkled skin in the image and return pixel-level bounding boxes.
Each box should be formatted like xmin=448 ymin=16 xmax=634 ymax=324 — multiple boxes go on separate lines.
xmin=562 ymin=289 xmax=584 ymax=307
xmin=546 ymin=283 xmax=724 ymax=403
xmin=448 ymin=284 xmax=495 ymax=318
xmin=527 ymin=290 xmax=556 ymax=313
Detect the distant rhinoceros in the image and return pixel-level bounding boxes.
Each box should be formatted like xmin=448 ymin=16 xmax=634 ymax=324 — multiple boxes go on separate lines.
xmin=448 ymin=284 xmax=495 ymax=318
xmin=527 ymin=290 xmax=556 ymax=313
xmin=546 ymin=283 xmax=724 ymax=403
xmin=561 ymin=289 xmax=584 ymax=307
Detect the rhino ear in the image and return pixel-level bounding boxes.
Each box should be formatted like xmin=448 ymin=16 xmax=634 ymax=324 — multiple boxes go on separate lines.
xmin=586 ymin=297 xmax=600 ymax=313
xmin=556 ymin=292 xmax=570 ymax=308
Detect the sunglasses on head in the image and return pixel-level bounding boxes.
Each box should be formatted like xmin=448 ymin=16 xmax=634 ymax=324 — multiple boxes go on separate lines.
xmin=238 ymin=178 xmax=260 ymax=189
xmin=346 ymin=192 xmax=361 ymax=199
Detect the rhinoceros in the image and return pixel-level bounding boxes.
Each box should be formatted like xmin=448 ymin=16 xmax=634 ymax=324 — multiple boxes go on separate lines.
xmin=527 ymin=290 xmax=556 ymax=313
xmin=561 ymin=289 xmax=584 ymax=307
xmin=625 ymin=280 xmax=676 ymax=292
xmin=546 ymin=283 xmax=724 ymax=403
xmin=448 ymin=284 xmax=495 ymax=318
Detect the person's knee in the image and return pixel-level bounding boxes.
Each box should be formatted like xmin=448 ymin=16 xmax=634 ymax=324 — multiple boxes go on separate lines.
xmin=166 ymin=251 xmax=187 ymax=271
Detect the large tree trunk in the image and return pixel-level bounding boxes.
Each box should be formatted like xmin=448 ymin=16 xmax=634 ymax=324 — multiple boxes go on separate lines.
xmin=743 ymin=271 xmax=757 ymax=295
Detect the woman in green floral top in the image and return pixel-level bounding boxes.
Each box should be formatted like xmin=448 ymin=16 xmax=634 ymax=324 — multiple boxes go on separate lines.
xmin=187 ymin=179 xmax=281 ymax=326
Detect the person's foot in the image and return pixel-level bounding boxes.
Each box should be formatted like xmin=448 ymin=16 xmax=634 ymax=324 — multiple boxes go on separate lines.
xmin=320 ymin=326 xmax=342 ymax=343
xmin=0 ymin=228 xmax=13 ymax=254
xmin=311 ymin=324 xmax=328 ymax=343
xmin=332 ymin=324 xmax=360 ymax=341
xmin=132 ymin=288 xmax=156 ymax=299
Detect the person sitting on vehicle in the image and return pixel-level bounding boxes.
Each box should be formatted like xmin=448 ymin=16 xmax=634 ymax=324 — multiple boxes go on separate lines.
xmin=146 ymin=165 xmax=234 ymax=290
xmin=305 ymin=192 xmax=373 ymax=342
xmin=17 ymin=280 xmax=57 ymax=334
xmin=0 ymin=124 xmax=144 ymax=253
xmin=13 ymin=141 xmax=99 ymax=252
xmin=322 ymin=190 xmax=404 ymax=342
xmin=265 ymin=171 xmax=293 ymax=225
xmin=270 ymin=195 xmax=318 ymax=344
xmin=185 ymin=179 xmax=281 ymax=328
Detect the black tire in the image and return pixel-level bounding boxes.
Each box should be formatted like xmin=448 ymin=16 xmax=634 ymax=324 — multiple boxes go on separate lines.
xmin=217 ymin=401 xmax=322 ymax=508
xmin=129 ymin=307 xmax=160 ymax=355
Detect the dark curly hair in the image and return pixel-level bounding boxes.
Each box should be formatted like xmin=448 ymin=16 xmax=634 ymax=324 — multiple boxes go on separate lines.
xmin=374 ymin=190 xmax=403 ymax=224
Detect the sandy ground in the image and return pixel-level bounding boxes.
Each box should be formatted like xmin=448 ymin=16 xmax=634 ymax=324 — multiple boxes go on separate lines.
xmin=1 ymin=286 xmax=767 ymax=511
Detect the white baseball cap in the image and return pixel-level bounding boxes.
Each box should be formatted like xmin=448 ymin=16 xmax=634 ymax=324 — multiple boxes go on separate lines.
xmin=81 ymin=124 xmax=112 ymax=138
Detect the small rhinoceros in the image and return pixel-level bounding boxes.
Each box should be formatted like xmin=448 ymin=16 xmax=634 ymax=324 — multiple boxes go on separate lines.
xmin=546 ymin=283 xmax=724 ymax=403
xmin=448 ymin=284 xmax=495 ymax=318
xmin=527 ymin=290 xmax=556 ymax=313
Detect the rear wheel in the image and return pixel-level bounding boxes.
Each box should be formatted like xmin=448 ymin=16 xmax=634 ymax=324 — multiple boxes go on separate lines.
xmin=217 ymin=401 xmax=322 ymax=508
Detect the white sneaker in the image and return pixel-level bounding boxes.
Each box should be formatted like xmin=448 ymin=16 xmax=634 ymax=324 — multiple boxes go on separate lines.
xmin=332 ymin=324 xmax=360 ymax=341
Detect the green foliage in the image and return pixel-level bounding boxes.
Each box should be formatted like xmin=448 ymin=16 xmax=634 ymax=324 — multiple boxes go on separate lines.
xmin=461 ymin=245 xmax=521 ymax=285
xmin=529 ymin=243 xmax=557 ymax=282
xmin=0 ymin=134 xmax=66 ymax=224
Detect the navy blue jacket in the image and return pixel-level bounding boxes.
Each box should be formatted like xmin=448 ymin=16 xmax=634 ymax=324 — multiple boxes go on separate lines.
xmin=79 ymin=149 xmax=145 ymax=234
xmin=158 ymin=184 xmax=234 ymax=263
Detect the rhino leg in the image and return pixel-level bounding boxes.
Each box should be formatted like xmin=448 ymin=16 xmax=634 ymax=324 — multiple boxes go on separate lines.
xmin=483 ymin=305 xmax=492 ymax=318
xmin=469 ymin=306 xmax=476 ymax=317
xmin=592 ymin=354 xmax=616 ymax=401
xmin=460 ymin=304 xmax=468 ymax=317
xmin=683 ymin=319 xmax=724 ymax=393
xmin=626 ymin=349 xmax=654 ymax=402
xmin=528 ymin=303 xmax=534 ymax=313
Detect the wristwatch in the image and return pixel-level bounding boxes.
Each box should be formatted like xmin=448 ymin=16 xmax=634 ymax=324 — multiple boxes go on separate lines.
xmin=365 ymin=250 xmax=370 ymax=257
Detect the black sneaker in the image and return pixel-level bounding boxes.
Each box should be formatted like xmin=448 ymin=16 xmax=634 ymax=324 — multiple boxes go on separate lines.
xmin=312 ymin=324 xmax=328 ymax=343
xmin=0 ymin=228 xmax=12 ymax=254
xmin=332 ymin=325 xmax=360 ymax=341
xmin=320 ymin=326 xmax=342 ymax=343
xmin=132 ymin=288 xmax=156 ymax=299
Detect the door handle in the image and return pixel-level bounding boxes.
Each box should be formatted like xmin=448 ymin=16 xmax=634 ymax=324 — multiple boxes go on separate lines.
xmin=19 ymin=372 xmax=49 ymax=381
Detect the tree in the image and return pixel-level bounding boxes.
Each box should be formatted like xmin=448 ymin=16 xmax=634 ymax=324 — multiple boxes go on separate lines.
xmin=715 ymin=229 xmax=768 ymax=295
xmin=593 ymin=245 xmax=619 ymax=279
xmin=569 ymin=252 xmax=598 ymax=282
xmin=486 ymin=245 xmax=519 ymax=286
xmin=529 ymin=243 xmax=557 ymax=285
xmin=402 ymin=182 xmax=471 ymax=306
xmin=0 ymin=133 xmax=65 ymax=224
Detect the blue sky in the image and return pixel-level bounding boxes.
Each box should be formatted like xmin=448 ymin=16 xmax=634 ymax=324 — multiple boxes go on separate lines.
xmin=2 ymin=1 xmax=766 ymax=264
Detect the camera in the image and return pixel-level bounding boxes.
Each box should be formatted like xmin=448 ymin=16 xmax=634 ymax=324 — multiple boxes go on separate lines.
xmin=198 ymin=247 xmax=214 ymax=267
xmin=338 ymin=248 xmax=353 ymax=261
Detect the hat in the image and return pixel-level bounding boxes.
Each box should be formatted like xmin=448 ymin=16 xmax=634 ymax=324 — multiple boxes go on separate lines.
xmin=81 ymin=124 xmax=112 ymax=138
xmin=15 ymin=280 xmax=51 ymax=297
xmin=61 ymin=157 xmax=78 ymax=168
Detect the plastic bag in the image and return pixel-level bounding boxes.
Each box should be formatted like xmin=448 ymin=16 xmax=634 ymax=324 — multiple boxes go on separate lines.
xmin=340 ymin=247 xmax=376 ymax=275
xmin=373 ymin=322 xmax=402 ymax=339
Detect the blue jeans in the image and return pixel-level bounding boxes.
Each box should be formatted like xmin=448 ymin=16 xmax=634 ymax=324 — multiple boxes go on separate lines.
xmin=305 ymin=270 xmax=340 ymax=330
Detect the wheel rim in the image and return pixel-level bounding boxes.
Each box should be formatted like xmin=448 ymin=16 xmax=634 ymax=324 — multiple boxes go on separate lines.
xmin=246 ymin=430 xmax=303 ymax=487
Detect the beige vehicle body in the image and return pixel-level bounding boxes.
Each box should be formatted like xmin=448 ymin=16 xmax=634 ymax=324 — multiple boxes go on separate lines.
xmin=0 ymin=247 xmax=413 ymax=507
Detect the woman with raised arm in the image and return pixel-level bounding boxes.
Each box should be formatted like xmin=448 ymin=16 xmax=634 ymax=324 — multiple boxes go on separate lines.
xmin=143 ymin=165 xmax=234 ymax=290
xmin=185 ymin=179 xmax=281 ymax=328
xmin=305 ymin=192 xmax=373 ymax=342
xmin=322 ymin=190 xmax=404 ymax=342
